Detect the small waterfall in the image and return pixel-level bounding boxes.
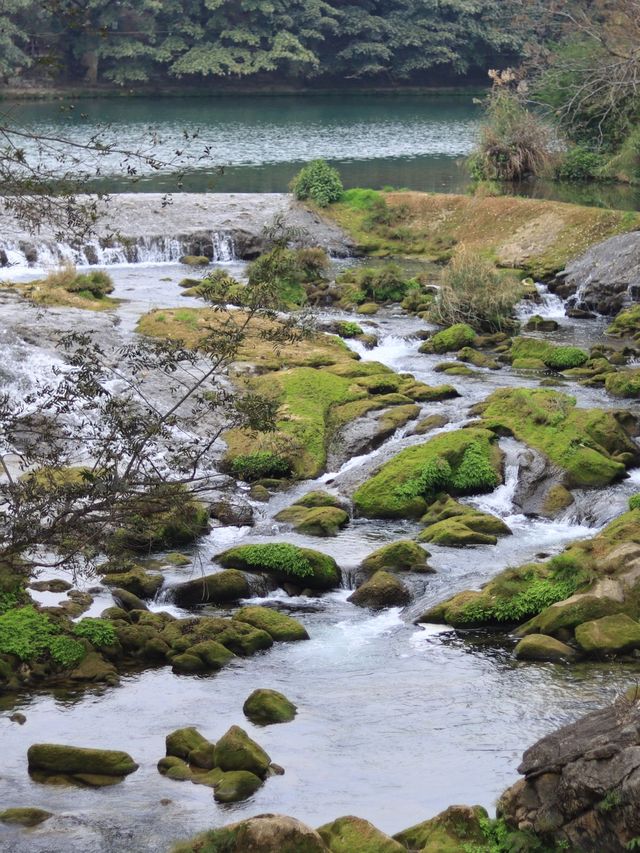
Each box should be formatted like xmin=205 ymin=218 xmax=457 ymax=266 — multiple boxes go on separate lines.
xmin=468 ymin=437 xmax=522 ymax=519
xmin=0 ymin=230 xmax=236 ymax=275
xmin=517 ymin=283 xmax=566 ymax=320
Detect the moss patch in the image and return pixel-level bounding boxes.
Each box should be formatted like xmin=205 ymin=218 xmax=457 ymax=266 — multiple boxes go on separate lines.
xmin=218 ymin=543 xmax=341 ymax=591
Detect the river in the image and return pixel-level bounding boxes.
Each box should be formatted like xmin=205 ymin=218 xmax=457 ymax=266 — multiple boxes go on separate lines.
xmin=5 ymin=94 xmax=640 ymax=209
xmin=1 ymin=251 xmax=640 ymax=852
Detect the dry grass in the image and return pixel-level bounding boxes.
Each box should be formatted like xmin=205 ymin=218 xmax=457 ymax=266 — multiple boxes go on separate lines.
xmin=16 ymin=264 xmax=119 ymax=312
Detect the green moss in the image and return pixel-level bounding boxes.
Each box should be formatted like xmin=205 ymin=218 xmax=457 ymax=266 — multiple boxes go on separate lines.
xmin=293 ymin=506 xmax=349 ymax=537
xmin=474 ymin=387 xmax=637 ymax=487
xmin=575 ymin=614 xmax=640 ymax=655
xmin=630 ymin=495 xmax=640 ymax=511
xmin=423 ymin=323 xmax=477 ymax=353
xmin=0 ymin=808 xmax=53 ymax=827
xmin=605 ymin=369 xmax=640 ymax=399
xmin=243 ymin=688 xmax=297 ymax=725
xmin=418 ymin=496 xmax=511 ymax=547
xmin=393 ymin=805 xmax=489 ymax=852
xmin=513 ymin=634 xmax=577 ymax=662
xmin=360 ymin=540 xmax=431 ymax=574
xmin=214 ymin=725 xmax=270 ymax=777
xmin=218 ymin=543 xmax=341 ymax=590
xmin=353 ymin=428 xmax=502 ymax=519
xmin=48 ymin=636 xmax=86 ymax=667
xmin=214 ymin=770 xmax=263 ymax=803
xmin=510 ymin=337 xmax=588 ymax=371
xmin=337 ymin=321 xmax=364 ymax=338
xmin=318 ymin=816 xmax=405 ymax=852
xmin=293 ymin=491 xmax=343 ymax=509
xmin=233 ymin=606 xmax=309 ymax=641
xmin=28 ymin=744 xmax=138 ymax=778
xmin=607 ymin=304 xmax=640 ymax=340
xmin=230 ymin=451 xmax=291 ymax=482
xmin=0 ymin=606 xmax=85 ymax=667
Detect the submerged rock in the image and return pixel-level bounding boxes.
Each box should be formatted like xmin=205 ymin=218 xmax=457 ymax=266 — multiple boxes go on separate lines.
xmin=243 ymin=689 xmax=297 ymax=725
xmin=513 ymin=634 xmax=577 ymax=663
xmin=27 ymin=743 xmax=138 ymax=785
xmin=348 ymin=571 xmax=411 ymax=609
xmin=0 ymin=807 xmax=53 ymax=827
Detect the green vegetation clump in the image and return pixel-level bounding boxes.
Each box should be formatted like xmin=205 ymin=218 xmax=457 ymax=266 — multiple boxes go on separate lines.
xmin=72 ymin=618 xmax=118 ymax=648
xmin=629 ymin=495 xmax=640 ymax=511
xmin=353 ymin=428 xmax=502 ymax=519
xmin=423 ymin=323 xmax=477 ymax=354
xmin=510 ymin=337 xmax=588 ymax=371
xmin=336 ymin=264 xmax=409 ymax=304
xmin=0 ymin=606 xmax=85 ymax=667
xmin=605 ymin=369 xmax=640 ymax=399
xmin=607 ymin=305 xmax=640 ymax=340
xmin=230 ymin=451 xmax=291 ymax=482
xmin=290 ymin=160 xmax=343 ymax=207
xmin=64 ymin=269 xmax=114 ymax=297
xmin=221 ymin=543 xmax=313 ymax=579
xmin=337 ymin=321 xmax=364 ymax=338
xmin=555 ymin=145 xmax=604 ymax=181
xmin=544 ymin=346 xmax=590 ymax=370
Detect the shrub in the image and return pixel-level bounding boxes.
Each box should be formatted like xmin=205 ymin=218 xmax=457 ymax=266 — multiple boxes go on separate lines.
xmin=430 ymin=253 xmax=523 ymax=333
xmin=73 ymin=618 xmax=117 ymax=648
xmin=0 ymin=606 xmax=85 ymax=667
xmin=290 ymin=160 xmax=343 ymax=207
xmin=544 ymin=346 xmax=589 ymax=370
xmin=555 ymin=146 xmax=604 ymax=181
xmin=337 ymin=321 xmax=363 ymax=338
xmin=629 ymin=494 xmax=640 ymax=511
xmin=469 ymin=83 xmax=552 ymax=181
xmin=294 ymin=247 xmax=330 ymax=282
xmin=48 ymin=636 xmax=85 ymax=667
xmin=337 ymin=264 xmax=408 ymax=304
xmin=230 ymin=451 xmax=292 ymax=482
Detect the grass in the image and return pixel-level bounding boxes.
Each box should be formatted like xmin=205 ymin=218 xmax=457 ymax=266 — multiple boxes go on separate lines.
xmin=17 ymin=265 xmax=120 ymax=312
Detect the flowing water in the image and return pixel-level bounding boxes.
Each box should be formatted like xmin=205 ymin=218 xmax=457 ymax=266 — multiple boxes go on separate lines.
xmin=5 ymin=95 xmax=640 ymax=209
xmin=2 ymin=255 xmax=640 ymax=852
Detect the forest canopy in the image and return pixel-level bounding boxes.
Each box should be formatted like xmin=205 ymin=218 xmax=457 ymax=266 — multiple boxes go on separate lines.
xmin=1 ymin=0 xmax=544 ymax=88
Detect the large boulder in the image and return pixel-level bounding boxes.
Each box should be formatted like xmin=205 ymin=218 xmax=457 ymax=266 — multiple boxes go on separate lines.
xmin=347 ymin=571 xmax=411 ymax=609
xmin=233 ymin=605 xmax=309 ymax=641
xmin=317 ymin=815 xmax=404 ymax=852
xmin=393 ymin=805 xmax=489 ymax=852
xmin=213 ymin=770 xmax=263 ymax=803
xmin=514 ymin=634 xmax=578 ymax=663
xmin=217 ymin=543 xmax=341 ymax=591
xmin=574 ymin=614 xmax=640 ymax=656
xmin=171 ymin=569 xmax=249 ymax=607
xmin=243 ymin=689 xmax=297 ymax=725
xmin=27 ymin=744 xmax=138 ymax=786
xmin=359 ymin=540 xmax=433 ymax=576
xmin=498 ymin=696 xmax=640 ymax=852
xmin=171 ymin=814 xmax=328 ymax=853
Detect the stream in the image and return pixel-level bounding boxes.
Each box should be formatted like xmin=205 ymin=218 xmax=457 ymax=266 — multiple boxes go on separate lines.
xmin=2 ymin=253 xmax=640 ymax=852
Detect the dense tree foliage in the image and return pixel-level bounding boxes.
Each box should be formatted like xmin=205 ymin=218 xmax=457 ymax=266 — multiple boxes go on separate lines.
xmin=0 ymin=0 xmax=538 ymax=87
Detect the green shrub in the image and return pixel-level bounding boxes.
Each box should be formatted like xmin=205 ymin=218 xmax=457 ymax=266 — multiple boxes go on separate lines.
xmin=629 ymin=494 xmax=640 ymax=511
xmin=66 ymin=270 xmax=114 ymax=298
xmin=290 ymin=160 xmax=343 ymax=207
xmin=294 ymin=247 xmax=330 ymax=282
xmin=337 ymin=321 xmax=363 ymax=338
xmin=555 ymin=146 xmax=604 ymax=181
xmin=337 ymin=264 xmax=409 ymax=304
xmin=73 ymin=618 xmax=117 ymax=648
xmin=544 ymin=346 xmax=589 ymax=370
xmin=48 ymin=636 xmax=85 ymax=667
xmin=228 ymin=543 xmax=313 ymax=579
xmin=230 ymin=451 xmax=292 ymax=482
xmin=0 ymin=606 xmax=85 ymax=667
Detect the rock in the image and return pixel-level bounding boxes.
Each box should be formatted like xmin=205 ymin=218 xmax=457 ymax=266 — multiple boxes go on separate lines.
xmin=27 ymin=744 xmax=138 ymax=784
xmin=525 ymin=315 xmax=560 ymax=332
xmin=356 ymin=302 xmax=379 ymax=315
xmin=172 ymin=814 xmax=328 ymax=853
xmin=166 ymin=727 xmax=214 ymax=762
xmin=294 ymin=506 xmax=349 ymax=537
xmin=233 ymin=606 xmax=309 ymax=641
xmin=541 ymin=484 xmax=575 ymax=517
xmin=417 ymin=497 xmax=511 ymax=547
xmin=214 ymin=725 xmax=271 ymax=778
xmin=559 ymin=231 xmax=640 ymax=315
xmin=347 ymin=571 xmax=411 ymax=609
xmin=102 ymin=567 xmax=163 ymax=599
xmin=393 ymin=805 xmax=489 ymax=852
xmin=158 ymin=756 xmax=193 ymax=781
xmin=293 ymin=491 xmax=346 ymax=509
xmin=317 ymin=815 xmax=404 ymax=852
xmin=218 ymin=543 xmax=341 ymax=591
xmin=411 ymin=414 xmax=449 ymax=435
xmin=0 ymin=807 xmax=53 ymax=827
xmin=171 ymin=653 xmax=206 ymax=674
xmin=210 ymin=500 xmax=254 ymax=526
xmin=574 ymin=614 xmax=640 ymax=656
xmin=111 ymin=588 xmax=148 ymax=612
xmin=359 ymin=540 xmax=433 ymax=576
xmin=513 ymin=634 xmax=578 ymax=663
xmin=9 ymin=713 xmax=26 ymax=724
xmin=171 ymin=569 xmax=249 ymax=607
xmin=186 ymin=640 xmax=235 ymax=670
xmin=243 ymin=689 xmax=297 ymax=725
xmin=214 ymin=770 xmax=263 ymax=803
xmin=69 ymin=651 xmax=119 ymax=684
xmin=605 ymin=369 xmax=640 ymax=399
xmin=512 ymin=447 xmax=567 ymax=517
xmin=420 ymin=323 xmax=476 ymax=354
xmin=519 ymin=594 xmax=624 ymax=638
xmin=163 ymin=552 xmax=192 ymax=566
xmin=249 ymin=484 xmax=271 ymax=501
xmin=179 ymin=255 xmax=209 ymax=266
xmin=29 ymin=578 xmax=72 ymax=592
xmin=498 ymin=695 xmax=640 ymax=851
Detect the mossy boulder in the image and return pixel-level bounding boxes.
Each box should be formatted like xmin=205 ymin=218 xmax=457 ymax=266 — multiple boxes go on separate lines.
xmin=179 ymin=255 xmax=209 ymax=266
xmin=541 ymin=485 xmax=575 ymax=517
xmin=171 ymin=569 xmax=249 ymax=607
xmin=457 ymin=347 xmax=500 ymax=370
xmin=513 ymin=634 xmax=578 ymax=662
xmin=317 ymin=815 xmax=404 ymax=852
xmin=111 ymin=588 xmax=148 ymax=612
xmin=27 ymin=744 xmax=138 ymax=783
xmin=158 ymin=755 xmax=193 ymax=781
xmin=218 ymin=543 xmax=341 ymax=591
xmin=166 ymin=727 xmax=213 ymax=761
xmin=418 ymin=518 xmax=500 ymax=546
xmin=243 ymin=688 xmax=297 ymax=725
xmin=0 ymin=808 xmax=53 ymax=827
xmin=348 ymin=571 xmax=411 ymax=609
xmin=353 ymin=428 xmax=502 ymax=519
xmin=606 ymin=303 xmax=640 ymax=340
xmin=420 ymin=323 xmax=476 ymax=354
xmin=525 ymin=315 xmax=560 ymax=332
xmin=474 ymin=387 xmax=639 ymax=488
xmin=418 ymin=495 xmax=511 ymax=547
xmin=294 ymin=491 xmax=345 ymax=509
xmin=510 ymin=337 xmax=588 ymax=371
xmin=575 ymin=614 xmax=640 ymax=656
xmin=102 ymin=567 xmax=163 ymax=599
xmin=69 ymin=651 xmax=119 ymax=685
xmin=171 ymin=815 xmax=328 ymax=853
xmin=412 ymin=414 xmax=449 ymax=435
xmin=519 ymin=595 xmax=624 ymax=638
xmin=393 ymin=805 xmax=488 ymax=852
xmin=214 ymin=770 xmax=264 ymax=803
xmin=293 ymin=506 xmax=349 ymax=537
xmin=186 ymin=640 xmax=235 ymax=670
xmin=214 ymin=725 xmax=271 ymax=778
xmin=360 ymin=540 xmax=432 ymax=575
xmin=605 ymin=369 xmax=640 ymax=399
xmin=234 ymin=606 xmax=309 ymax=641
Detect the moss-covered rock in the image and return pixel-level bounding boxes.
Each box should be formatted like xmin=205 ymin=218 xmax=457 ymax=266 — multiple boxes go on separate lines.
xmin=420 ymin=323 xmax=477 ymax=354
xmin=457 ymin=347 xmax=501 ymax=370
xmin=158 ymin=755 xmax=194 ymax=781
xmin=607 ymin=304 xmax=640 ymax=340
xmin=418 ymin=518 xmax=499 ymax=546
xmin=605 ymin=369 xmax=640 ymax=399
xmin=360 ymin=540 xmax=432 ymax=575
xmin=166 ymin=727 xmax=214 ymax=762
xmin=513 ymin=634 xmax=578 ymax=662
xmin=412 ymin=414 xmax=449 ymax=435
xmin=243 ymin=688 xmax=297 ymax=725
xmin=214 ymin=725 xmax=271 ymax=778
xmin=418 ymin=495 xmax=511 ymax=547
xmin=317 ymin=816 xmax=404 ymax=852
xmin=171 ymin=569 xmax=250 ymax=607
xmin=171 ymin=815 xmax=328 ymax=853
xmin=0 ymin=807 xmax=53 ymax=827
xmin=575 ymin=614 xmax=640 ymax=656
xmin=293 ymin=491 xmax=345 ymax=509
xmin=541 ymin=485 xmax=575 ymax=517
xmin=525 ymin=315 xmax=560 ymax=332
xmin=234 ymin=606 xmax=309 ymax=641
xmin=218 ymin=543 xmax=341 ymax=591
xmin=509 ymin=337 xmax=588 ymax=371
xmin=294 ymin=506 xmax=349 ymax=537
xmin=214 ymin=770 xmax=264 ymax=803
xmin=69 ymin=651 xmax=119 ymax=685
xmin=347 ymin=571 xmax=411 ymax=609
xmin=474 ymin=387 xmax=639 ymax=488
xmin=111 ymin=588 xmax=149 ymax=612
xmin=519 ymin=595 xmax=624 ymax=638
xmin=393 ymin=805 xmax=488 ymax=852
xmin=179 ymin=255 xmax=209 ymax=266
xmin=27 ymin=744 xmax=138 ymax=782
xmin=353 ymin=428 xmax=502 ymax=519
xmin=102 ymin=567 xmax=163 ymax=599
xmin=187 ymin=640 xmax=235 ymax=670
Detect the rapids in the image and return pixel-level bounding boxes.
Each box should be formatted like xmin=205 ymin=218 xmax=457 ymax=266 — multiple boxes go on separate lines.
xmin=2 ymin=255 xmax=640 ymax=852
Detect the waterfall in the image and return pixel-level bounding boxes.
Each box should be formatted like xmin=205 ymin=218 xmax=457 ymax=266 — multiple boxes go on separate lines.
xmin=517 ymin=282 xmax=566 ymax=320
xmin=0 ymin=230 xmax=237 ymax=275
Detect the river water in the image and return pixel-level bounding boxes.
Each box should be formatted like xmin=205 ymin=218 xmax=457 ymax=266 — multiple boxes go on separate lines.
xmin=5 ymin=95 xmax=640 ymax=209
xmin=1 ymin=251 xmax=640 ymax=851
